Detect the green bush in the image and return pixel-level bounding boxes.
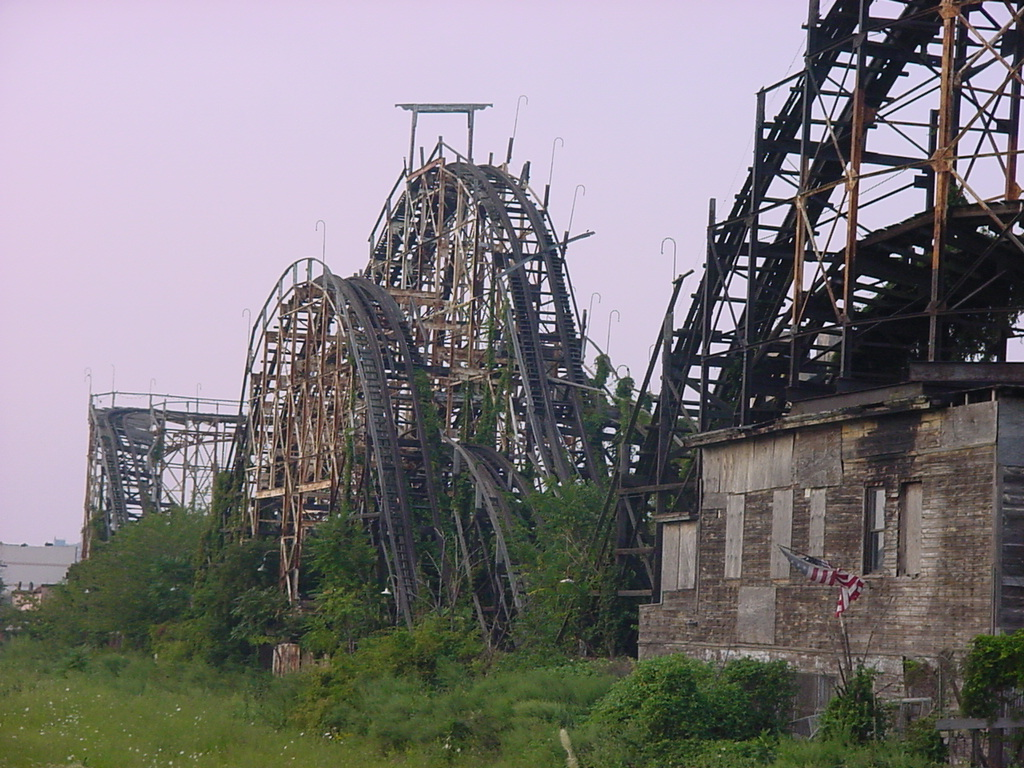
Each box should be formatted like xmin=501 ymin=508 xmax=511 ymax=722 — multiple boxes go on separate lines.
xmin=579 ymin=654 xmax=795 ymax=768
xmin=297 ymin=640 xmax=616 ymax=760
xmin=660 ymin=735 xmax=777 ymax=768
xmin=962 ymin=629 xmax=1024 ymax=719
xmin=174 ymin=535 xmax=287 ymax=666
xmin=722 ymin=657 xmax=796 ymax=735
xmin=302 ymin=514 xmax=387 ymax=655
xmin=350 ymin=612 xmax=484 ymax=687
xmin=819 ymin=667 xmax=890 ymax=744
xmin=903 ymin=713 xmax=948 ymax=765
xmin=502 ymin=481 xmax=640 ymax=658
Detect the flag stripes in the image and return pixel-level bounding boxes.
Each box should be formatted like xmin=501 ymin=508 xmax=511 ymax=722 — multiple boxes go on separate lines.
xmin=780 ymin=546 xmax=864 ymax=617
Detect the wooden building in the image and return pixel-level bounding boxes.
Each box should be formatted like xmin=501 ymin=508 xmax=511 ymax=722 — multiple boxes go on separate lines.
xmin=640 ymin=365 xmax=1024 ymax=712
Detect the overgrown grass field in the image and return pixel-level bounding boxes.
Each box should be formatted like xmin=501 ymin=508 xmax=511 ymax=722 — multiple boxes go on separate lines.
xmin=1 ymin=639 xmax=949 ymax=768
xmin=0 ymin=645 xmax=382 ymax=767
xmin=0 ymin=640 xmax=608 ymax=768
xmin=0 ymin=501 xmax=954 ymax=768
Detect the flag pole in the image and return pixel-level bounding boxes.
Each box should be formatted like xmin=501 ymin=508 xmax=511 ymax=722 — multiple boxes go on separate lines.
xmin=837 ymin=611 xmax=853 ymax=687
xmin=779 ymin=543 xmax=864 ymax=687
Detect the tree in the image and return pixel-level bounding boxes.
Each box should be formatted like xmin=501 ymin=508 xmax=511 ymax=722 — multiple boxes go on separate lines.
xmin=31 ymin=508 xmax=205 ymax=649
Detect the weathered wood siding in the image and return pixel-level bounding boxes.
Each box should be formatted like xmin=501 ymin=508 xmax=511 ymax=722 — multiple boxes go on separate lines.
xmin=640 ymin=395 xmax=1011 ymax=694
xmin=998 ymin=398 xmax=1024 ymax=632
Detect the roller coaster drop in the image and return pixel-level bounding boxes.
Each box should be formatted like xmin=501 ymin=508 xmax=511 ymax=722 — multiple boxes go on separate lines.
xmin=237 ymin=140 xmax=607 ymax=641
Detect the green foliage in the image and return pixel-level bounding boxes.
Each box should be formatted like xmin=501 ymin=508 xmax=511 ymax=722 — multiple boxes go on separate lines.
xmin=579 ymin=654 xmax=796 ymax=768
xmin=298 ymin=640 xmax=616 ymax=760
xmin=228 ymin=585 xmax=295 ymax=646
xmin=903 ymin=713 xmax=948 ymax=765
xmin=126 ymin=470 xmax=299 ymax=666
xmin=29 ymin=508 xmax=205 ymax=649
xmin=302 ymin=514 xmax=386 ymax=655
xmin=639 ymin=735 xmax=778 ymax=768
xmin=177 ymin=536 xmax=279 ymax=666
xmin=1 ymin=637 xmax=956 ymax=768
xmin=591 ymin=352 xmax=611 ymax=388
xmin=504 ymin=481 xmax=635 ymax=656
xmin=579 ymin=353 xmax=615 ymax=469
xmin=819 ymin=667 xmax=890 ymax=744
xmin=0 ymin=639 xmax=384 ymax=768
xmin=586 ymin=654 xmax=717 ymax=746
xmin=208 ymin=469 xmax=245 ymax=537
xmin=326 ymin=613 xmax=483 ymax=691
xmin=722 ymin=657 xmax=798 ymax=735
xmin=772 ymin=736 xmax=944 ymax=768
xmin=615 ymin=374 xmax=636 ymax=402
xmin=414 ymin=368 xmax=446 ymax=477
xmin=962 ymin=629 xmax=1024 ymax=719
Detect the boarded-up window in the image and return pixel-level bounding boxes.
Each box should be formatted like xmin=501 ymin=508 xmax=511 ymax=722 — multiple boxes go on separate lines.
xmin=725 ymin=494 xmax=745 ymax=579
xmin=898 ymin=482 xmax=922 ymax=577
xmin=770 ymin=490 xmax=794 ymax=578
xmin=809 ymin=488 xmax=826 ymax=558
xmin=661 ymin=520 xmax=698 ymax=591
xmin=864 ymin=486 xmax=886 ymax=574
xmin=737 ymin=585 xmax=776 ymax=644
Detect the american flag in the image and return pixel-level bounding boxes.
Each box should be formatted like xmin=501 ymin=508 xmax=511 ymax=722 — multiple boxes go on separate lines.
xmin=780 ymin=546 xmax=864 ymax=617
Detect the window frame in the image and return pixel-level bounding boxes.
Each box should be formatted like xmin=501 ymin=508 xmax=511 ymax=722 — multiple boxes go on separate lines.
xmin=863 ymin=486 xmax=886 ymax=574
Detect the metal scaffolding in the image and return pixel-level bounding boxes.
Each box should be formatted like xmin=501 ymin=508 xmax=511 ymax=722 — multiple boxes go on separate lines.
xmin=618 ymin=0 xmax=1024 ymax=596
xmin=83 ymin=392 xmax=241 ymax=556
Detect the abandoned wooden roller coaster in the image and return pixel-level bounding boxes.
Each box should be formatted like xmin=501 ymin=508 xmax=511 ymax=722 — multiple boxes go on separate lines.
xmin=81 ymin=3 xmax=1024 ymax=687
xmin=232 ymin=128 xmax=620 ymax=647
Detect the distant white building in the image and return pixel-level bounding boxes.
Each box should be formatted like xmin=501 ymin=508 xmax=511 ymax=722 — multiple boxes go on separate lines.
xmin=0 ymin=541 xmax=81 ymax=600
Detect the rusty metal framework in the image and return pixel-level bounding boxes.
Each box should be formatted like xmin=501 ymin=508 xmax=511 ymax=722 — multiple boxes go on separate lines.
xmin=83 ymin=392 xmax=240 ymax=556
xmin=618 ymin=0 xmax=1024 ymax=594
xmin=237 ymin=143 xmax=603 ymax=640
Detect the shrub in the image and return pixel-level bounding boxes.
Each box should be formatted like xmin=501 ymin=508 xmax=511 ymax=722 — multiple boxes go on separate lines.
xmin=579 ymin=654 xmax=795 ymax=768
xmin=773 ymin=737 xmax=944 ymax=768
xmin=818 ymin=667 xmax=890 ymax=744
xmin=301 ymin=514 xmax=386 ymax=655
xmin=175 ymin=537 xmax=278 ymax=666
xmin=962 ymin=630 xmax=1024 ymax=719
xmin=904 ymin=713 xmax=948 ymax=765
xmin=587 ymin=654 xmax=714 ymax=743
xmin=297 ymin=643 xmax=618 ymax=760
xmin=351 ymin=612 xmax=484 ymax=687
xmin=721 ymin=656 xmax=796 ymax=735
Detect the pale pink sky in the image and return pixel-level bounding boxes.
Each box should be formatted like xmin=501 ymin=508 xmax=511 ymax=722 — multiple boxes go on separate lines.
xmin=0 ymin=0 xmax=808 ymax=545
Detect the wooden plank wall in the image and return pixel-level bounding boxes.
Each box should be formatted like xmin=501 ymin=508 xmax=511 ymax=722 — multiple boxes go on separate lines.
xmin=999 ymin=398 xmax=1024 ymax=632
xmin=640 ymin=396 xmax=1011 ymax=696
